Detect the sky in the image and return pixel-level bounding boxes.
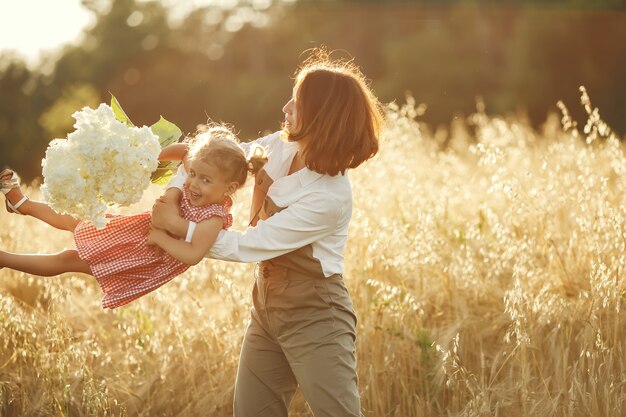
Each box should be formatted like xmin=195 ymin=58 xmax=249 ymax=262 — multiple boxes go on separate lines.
xmin=0 ymin=0 xmax=226 ymax=66
xmin=0 ymin=1 xmax=94 ymax=64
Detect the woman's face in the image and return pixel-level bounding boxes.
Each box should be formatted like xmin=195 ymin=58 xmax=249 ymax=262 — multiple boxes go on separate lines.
xmin=282 ymin=87 xmax=298 ymax=134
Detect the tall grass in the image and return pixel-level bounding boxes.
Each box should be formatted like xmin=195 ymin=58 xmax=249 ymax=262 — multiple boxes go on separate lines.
xmin=1 ymin=88 xmax=624 ymax=416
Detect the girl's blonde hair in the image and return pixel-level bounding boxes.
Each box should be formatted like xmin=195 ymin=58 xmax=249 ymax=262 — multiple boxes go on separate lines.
xmin=187 ymin=124 xmax=266 ymax=187
xmin=285 ymin=47 xmax=384 ymax=176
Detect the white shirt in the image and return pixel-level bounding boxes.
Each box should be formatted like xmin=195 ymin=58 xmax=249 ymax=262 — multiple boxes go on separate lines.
xmin=173 ymin=131 xmax=353 ymax=277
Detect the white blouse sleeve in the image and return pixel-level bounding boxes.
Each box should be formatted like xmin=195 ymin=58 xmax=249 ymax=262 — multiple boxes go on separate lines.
xmin=165 ymin=165 xmax=188 ymax=190
xmin=239 ymin=131 xmax=281 ymax=157
xmin=208 ymin=192 xmax=342 ymax=262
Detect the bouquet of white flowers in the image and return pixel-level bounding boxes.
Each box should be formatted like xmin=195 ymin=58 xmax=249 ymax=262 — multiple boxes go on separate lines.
xmin=41 ymin=97 xmax=181 ymax=229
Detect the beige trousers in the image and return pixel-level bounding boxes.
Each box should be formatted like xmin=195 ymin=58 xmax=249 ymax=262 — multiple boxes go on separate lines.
xmin=233 ymin=266 xmax=361 ymax=417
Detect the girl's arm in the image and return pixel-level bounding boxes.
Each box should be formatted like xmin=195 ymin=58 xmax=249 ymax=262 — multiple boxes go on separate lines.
xmin=146 ymin=216 xmax=223 ymax=265
xmin=160 ymin=187 xmax=182 ymax=207
xmin=159 ymin=144 xmax=190 ymax=197
xmin=158 ymin=143 xmax=189 ymax=161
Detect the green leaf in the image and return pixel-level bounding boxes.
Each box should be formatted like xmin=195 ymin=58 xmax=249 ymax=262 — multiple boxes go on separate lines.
xmin=151 ymin=116 xmax=182 ymax=148
xmin=110 ymin=93 xmax=134 ymax=126
xmin=151 ymin=161 xmax=180 ymax=185
xmin=149 ymin=116 xmax=183 ymax=184
xmin=109 ymin=95 xmax=183 ymax=185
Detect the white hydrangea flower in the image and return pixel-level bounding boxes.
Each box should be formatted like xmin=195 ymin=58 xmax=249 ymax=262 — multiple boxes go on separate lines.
xmin=41 ymin=103 xmax=160 ymax=229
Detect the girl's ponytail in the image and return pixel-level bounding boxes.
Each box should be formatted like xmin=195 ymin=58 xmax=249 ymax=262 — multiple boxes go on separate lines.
xmin=247 ymin=144 xmax=268 ymax=176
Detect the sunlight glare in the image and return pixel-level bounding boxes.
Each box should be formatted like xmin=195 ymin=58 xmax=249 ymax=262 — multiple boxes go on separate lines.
xmin=0 ymin=0 xmax=94 ymax=63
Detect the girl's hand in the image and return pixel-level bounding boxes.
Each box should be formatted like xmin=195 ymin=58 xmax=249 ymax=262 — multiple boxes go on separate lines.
xmin=146 ymin=227 xmax=167 ymax=246
xmin=151 ymin=196 xmax=189 ymax=239
xmin=151 ymin=197 xmax=178 ymax=230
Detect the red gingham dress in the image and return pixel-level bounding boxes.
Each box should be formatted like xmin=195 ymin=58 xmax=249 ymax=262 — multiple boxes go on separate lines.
xmin=74 ymin=187 xmax=232 ymax=309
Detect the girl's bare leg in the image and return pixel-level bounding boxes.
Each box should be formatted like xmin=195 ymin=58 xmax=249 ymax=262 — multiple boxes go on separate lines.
xmin=0 ymin=249 xmax=92 ymax=277
xmin=4 ymin=187 xmax=79 ymax=232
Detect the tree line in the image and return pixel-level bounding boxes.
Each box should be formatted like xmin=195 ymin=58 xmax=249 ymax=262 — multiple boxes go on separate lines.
xmin=1 ymin=0 xmax=625 ymax=180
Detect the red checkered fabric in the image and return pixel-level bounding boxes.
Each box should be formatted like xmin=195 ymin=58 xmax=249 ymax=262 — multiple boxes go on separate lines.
xmin=74 ymin=187 xmax=232 ymax=309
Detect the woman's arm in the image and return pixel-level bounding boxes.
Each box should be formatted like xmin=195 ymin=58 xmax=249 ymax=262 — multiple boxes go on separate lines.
xmin=209 ymin=192 xmax=343 ymax=262
xmin=153 ymin=191 xmax=342 ymax=262
xmin=146 ymin=216 xmax=223 ymax=265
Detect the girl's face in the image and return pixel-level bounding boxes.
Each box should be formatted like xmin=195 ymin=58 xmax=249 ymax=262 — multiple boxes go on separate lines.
xmin=184 ymin=158 xmax=236 ymax=207
xmin=282 ymin=87 xmax=299 ymax=134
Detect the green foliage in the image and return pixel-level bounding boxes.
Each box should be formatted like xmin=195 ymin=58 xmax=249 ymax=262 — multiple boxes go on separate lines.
xmin=110 ymin=93 xmax=135 ymax=127
xmin=39 ymin=84 xmax=101 ymax=140
xmin=110 ymin=94 xmax=182 ymax=185
xmin=0 ymin=54 xmax=52 ymax=180
xmin=150 ymin=116 xmax=182 ymax=149
xmin=149 ymin=117 xmax=183 ymax=185
xmin=150 ymin=162 xmax=180 ymax=186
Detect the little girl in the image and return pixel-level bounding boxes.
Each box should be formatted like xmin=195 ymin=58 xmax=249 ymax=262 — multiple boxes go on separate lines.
xmin=0 ymin=124 xmax=265 ymax=309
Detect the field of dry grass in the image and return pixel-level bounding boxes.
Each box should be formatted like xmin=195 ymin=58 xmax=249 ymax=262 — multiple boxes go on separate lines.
xmin=1 ymin=90 xmax=624 ymax=416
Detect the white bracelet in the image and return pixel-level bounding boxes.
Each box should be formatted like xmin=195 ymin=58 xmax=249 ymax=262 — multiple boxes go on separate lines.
xmin=185 ymin=221 xmax=197 ymax=243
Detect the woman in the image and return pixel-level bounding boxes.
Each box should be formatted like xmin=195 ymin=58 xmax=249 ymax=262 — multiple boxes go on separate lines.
xmin=152 ymin=48 xmax=384 ymax=417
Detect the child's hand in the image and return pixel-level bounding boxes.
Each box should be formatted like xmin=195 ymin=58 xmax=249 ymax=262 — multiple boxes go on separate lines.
xmin=151 ymin=197 xmax=180 ymax=230
xmin=146 ymin=227 xmax=167 ymax=246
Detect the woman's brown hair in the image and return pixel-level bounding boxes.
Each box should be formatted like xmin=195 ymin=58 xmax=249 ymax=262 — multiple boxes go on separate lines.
xmin=286 ymin=48 xmax=384 ymax=176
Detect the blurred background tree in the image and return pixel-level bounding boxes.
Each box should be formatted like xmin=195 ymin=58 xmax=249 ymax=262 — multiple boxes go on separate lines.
xmin=1 ymin=0 xmax=625 ymax=180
